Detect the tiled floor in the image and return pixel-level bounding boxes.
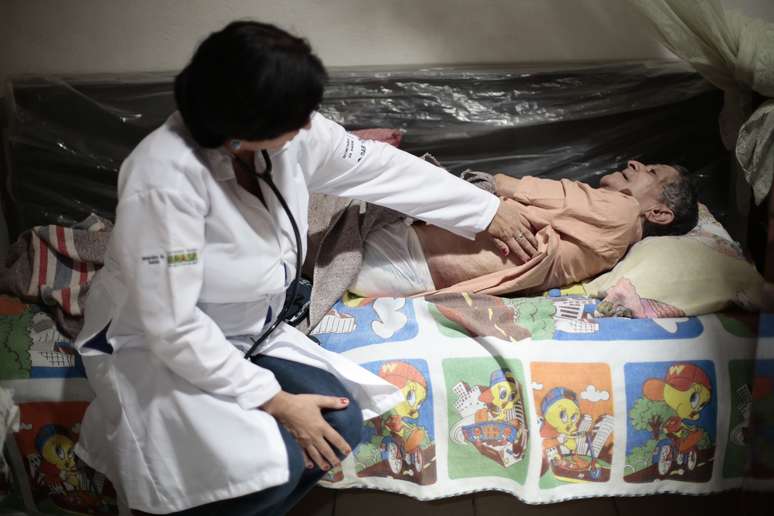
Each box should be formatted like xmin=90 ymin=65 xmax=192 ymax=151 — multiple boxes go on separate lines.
xmin=287 ymin=488 xmax=772 ymax=516
xmin=335 ymin=490 xmax=474 ymax=516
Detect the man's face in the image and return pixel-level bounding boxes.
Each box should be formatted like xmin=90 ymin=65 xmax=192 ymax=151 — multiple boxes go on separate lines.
xmin=599 ymin=160 xmax=679 ymax=206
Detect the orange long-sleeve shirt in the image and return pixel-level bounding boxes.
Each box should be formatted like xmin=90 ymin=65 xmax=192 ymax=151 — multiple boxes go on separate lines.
xmin=417 ymin=176 xmax=643 ymax=296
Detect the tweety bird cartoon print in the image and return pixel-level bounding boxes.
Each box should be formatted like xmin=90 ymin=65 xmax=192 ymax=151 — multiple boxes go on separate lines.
xmin=531 ymin=363 xmax=614 ymax=489
xmin=444 ymin=358 xmax=529 ymax=483
xmin=354 ymin=360 xmax=437 ymax=485
xmin=13 ymin=402 xmax=118 ymax=515
xmin=625 ymin=361 xmax=717 ymax=483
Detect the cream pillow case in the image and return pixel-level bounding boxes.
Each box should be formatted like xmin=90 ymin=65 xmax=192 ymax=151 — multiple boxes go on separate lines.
xmin=583 ymin=205 xmax=763 ymax=317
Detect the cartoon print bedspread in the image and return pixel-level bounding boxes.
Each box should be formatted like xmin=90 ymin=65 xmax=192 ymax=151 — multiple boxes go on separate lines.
xmin=0 ymin=293 xmax=772 ymax=514
xmin=312 ymin=292 xmax=774 ymax=503
xmin=0 ymin=296 xmax=118 ymax=515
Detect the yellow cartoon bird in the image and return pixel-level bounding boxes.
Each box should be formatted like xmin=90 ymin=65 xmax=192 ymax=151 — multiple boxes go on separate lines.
xmin=644 ymin=363 xmax=711 ymax=445
xmin=36 ymin=425 xmax=80 ymax=490
xmin=478 ymin=369 xmax=520 ymax=422
xmin=540 ymin=388 xmax=581 ymax=452
xmin=379 ymin=361 xmax=428 ymax=453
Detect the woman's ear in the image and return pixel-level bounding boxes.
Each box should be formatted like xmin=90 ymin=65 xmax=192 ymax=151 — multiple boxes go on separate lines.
xmin=644 ymin=204 xmax=675 ymax=226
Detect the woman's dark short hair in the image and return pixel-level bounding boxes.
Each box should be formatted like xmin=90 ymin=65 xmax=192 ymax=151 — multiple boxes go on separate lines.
xmin=174 ymin=21 xmax=327 ymax=148
xmin=642 ymin=164 xmax=699 ymax=237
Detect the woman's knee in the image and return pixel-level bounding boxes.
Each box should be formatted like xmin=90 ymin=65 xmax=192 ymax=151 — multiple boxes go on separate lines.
xmin=278 ymin=425 xmax=306 ymax=485
xmin=323 ymin=398 xmax=363 ymax=451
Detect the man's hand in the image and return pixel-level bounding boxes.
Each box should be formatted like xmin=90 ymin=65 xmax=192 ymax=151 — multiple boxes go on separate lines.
xmin=494 ymin=173 xmax=520 ymax=198
xmin=262 ymin=391 xmax=352 ymax=471
xmin=486 ymin=198 xmax=538 ymax=261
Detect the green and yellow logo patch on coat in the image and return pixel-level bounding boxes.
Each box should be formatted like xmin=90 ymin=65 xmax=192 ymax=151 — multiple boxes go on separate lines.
xmin=167 ymin=250 xmax=199 ymax=267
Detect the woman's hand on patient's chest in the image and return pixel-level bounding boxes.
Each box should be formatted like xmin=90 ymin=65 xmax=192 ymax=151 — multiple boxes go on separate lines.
xmin=261 ymin=391 xmax=352 ymax=471
xmin=486 ymin=198 xmax=538 ymax=262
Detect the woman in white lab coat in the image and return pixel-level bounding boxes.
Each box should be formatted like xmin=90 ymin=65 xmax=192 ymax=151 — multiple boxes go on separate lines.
xmin=74 ymin=21 xmax=537 ymax=515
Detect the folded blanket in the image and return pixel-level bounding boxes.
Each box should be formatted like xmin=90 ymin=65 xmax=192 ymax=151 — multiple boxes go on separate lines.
xmin=0 ymin=214 xmax=112 ymax=337
xmin=303 ymin=194 xmax=404 ymax=332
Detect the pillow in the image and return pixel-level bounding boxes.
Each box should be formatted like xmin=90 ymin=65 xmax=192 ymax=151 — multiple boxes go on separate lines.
xmin=350 ymin=128 xmax=404 ymax=148
xmin=583 ymin=204 xmax=764 ymax=317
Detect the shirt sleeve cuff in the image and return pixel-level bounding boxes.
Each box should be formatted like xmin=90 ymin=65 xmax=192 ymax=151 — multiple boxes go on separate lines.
xmin=236 ymin=375 xmax=282 ymax=411
xmin=470 ymin=193 xmax=501 ymax=239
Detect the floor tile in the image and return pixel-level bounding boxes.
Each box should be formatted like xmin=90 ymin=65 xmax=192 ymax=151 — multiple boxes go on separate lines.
xmin=474 ymin=493 xmax=617 ymax=516
xmin=287 ymin=487 xmax=336 ymax=516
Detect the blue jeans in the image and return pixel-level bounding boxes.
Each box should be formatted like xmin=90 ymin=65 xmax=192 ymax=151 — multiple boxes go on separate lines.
xmin=156 ymin=356 xmax=363 ymax=516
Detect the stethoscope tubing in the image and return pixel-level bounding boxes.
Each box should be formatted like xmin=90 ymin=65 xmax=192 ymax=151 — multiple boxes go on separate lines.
xmin=241 ymin=150 xmax=304 ymax=359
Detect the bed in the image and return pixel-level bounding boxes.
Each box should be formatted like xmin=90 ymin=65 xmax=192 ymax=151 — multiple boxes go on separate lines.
xmin=0 ymin=62 xmax=770 ymax=515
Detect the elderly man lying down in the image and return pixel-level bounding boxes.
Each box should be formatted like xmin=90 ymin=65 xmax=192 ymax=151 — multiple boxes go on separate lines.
xmin=348 ymin=160 xmax=698 ymax=297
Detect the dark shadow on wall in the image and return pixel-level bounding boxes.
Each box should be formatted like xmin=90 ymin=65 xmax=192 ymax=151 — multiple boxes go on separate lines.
xmin=0 ymin=94 xmax=10 ymax=261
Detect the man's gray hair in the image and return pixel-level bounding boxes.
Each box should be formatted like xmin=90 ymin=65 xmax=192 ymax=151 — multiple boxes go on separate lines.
xmin=642 ymin=164 xmax=698 ymax=237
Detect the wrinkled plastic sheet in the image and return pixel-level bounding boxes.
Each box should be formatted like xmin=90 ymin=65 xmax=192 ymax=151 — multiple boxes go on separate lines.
xmin=2 ymin=61 xmax=727 ymax=238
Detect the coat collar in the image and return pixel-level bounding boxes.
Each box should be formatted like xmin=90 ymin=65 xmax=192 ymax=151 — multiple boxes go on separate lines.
xmin=203 ymin=142 xmax=293 ymax=182
xmin=165 ymin=111 xmax=235 ymax=182
xmin=168 ymin=111 xmax=294 ymax=182
xmin=203 ymin=147 xmax=236 ymax=182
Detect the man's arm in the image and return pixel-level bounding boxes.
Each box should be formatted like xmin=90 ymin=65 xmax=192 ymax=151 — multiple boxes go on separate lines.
xmin=494 ymin=173 xmax=523 ymax=198
xmin=549 ymin=238 xmax=619 ymax=289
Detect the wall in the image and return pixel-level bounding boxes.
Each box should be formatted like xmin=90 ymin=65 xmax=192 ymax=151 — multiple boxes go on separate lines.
xmin=0 ymin=0 xmax=676 ymax=86
xmin=722 ymin=0 xmax=774 ymax=21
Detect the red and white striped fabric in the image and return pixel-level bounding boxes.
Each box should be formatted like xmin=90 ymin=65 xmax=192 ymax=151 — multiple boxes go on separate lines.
xmin=26 ymin=215 xmax=111 ymax=317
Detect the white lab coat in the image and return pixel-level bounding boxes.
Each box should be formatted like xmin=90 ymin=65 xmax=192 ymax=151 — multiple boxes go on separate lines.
xmin=73 ymin=111 xmax=499 ymax=513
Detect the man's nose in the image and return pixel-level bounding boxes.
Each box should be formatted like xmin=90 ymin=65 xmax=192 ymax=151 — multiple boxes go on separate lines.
xmin=627 ymin=160 xmax=644 ymax=170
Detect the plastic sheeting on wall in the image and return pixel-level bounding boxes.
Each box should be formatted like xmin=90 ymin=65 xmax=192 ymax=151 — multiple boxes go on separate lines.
xmin=2 ymin=61 xmax=727 ymax=238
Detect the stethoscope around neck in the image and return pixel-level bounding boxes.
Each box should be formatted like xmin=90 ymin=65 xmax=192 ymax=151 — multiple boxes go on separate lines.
xmin=233 ymin=149 xmax=305 ymax=359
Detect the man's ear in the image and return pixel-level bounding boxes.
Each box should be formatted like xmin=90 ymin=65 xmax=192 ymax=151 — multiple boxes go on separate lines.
xmin=644 ymin=204 xmax=675 ymax=226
